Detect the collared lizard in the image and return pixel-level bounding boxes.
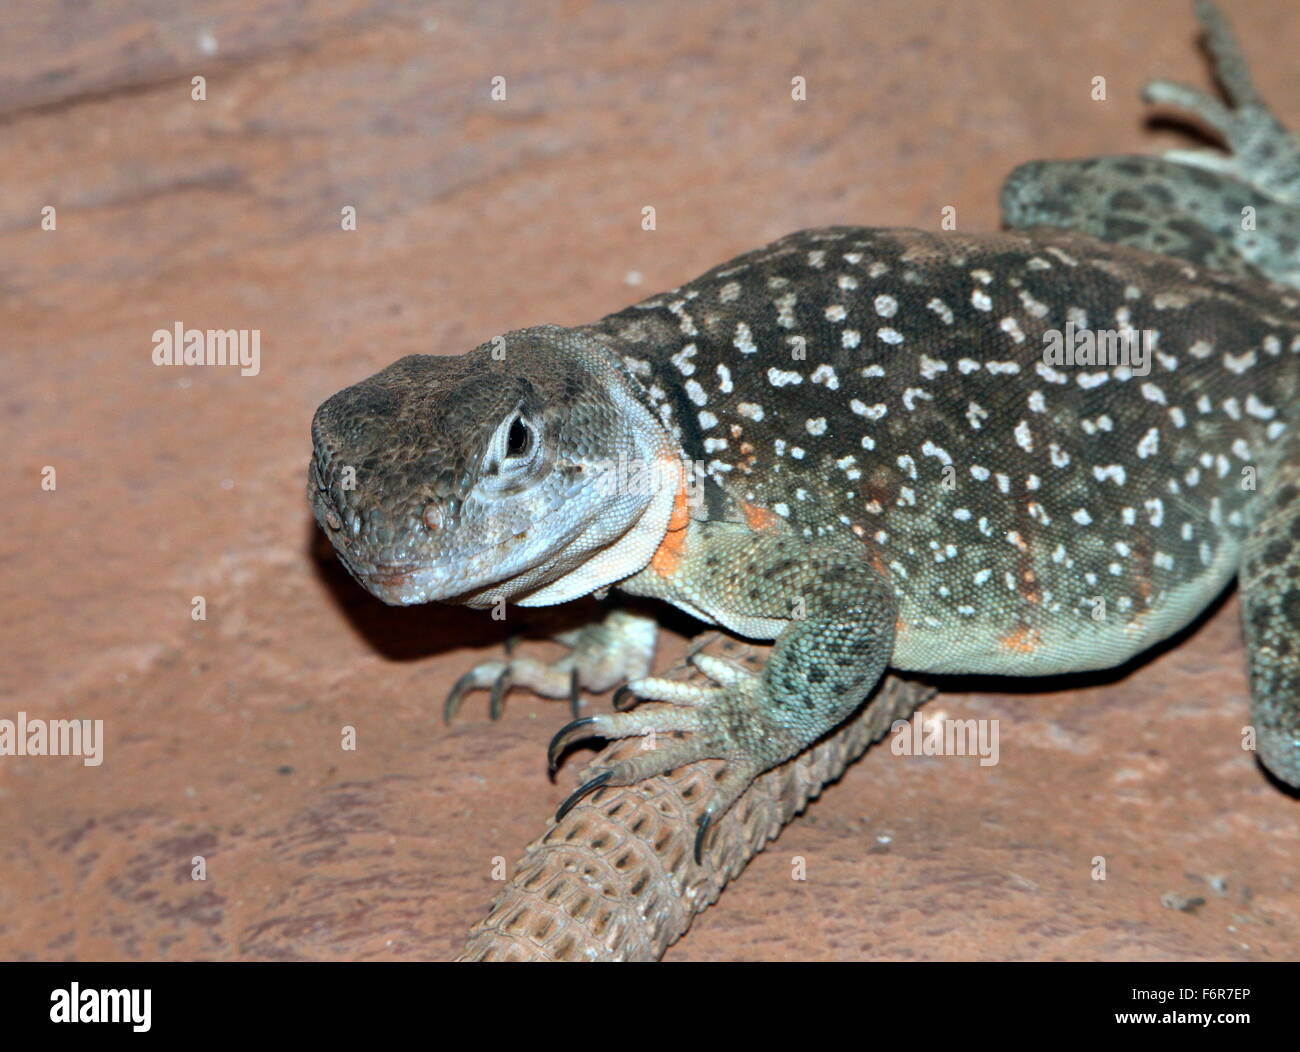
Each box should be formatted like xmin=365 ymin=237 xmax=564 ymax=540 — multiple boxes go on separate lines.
xmin=310 ymin=0 xmax=1300 ymax=869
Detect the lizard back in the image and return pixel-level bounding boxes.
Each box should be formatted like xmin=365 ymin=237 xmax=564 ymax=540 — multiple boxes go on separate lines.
xmin=583 ymin=226 xmax=1300 ymax=675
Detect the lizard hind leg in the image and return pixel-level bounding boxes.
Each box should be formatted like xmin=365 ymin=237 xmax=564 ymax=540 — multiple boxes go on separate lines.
xmin=1240 ymin=446 xmax=1300 ymax=789
xmin=1145 ymin=0 xmax=1300 ymax=205
xmin=1000 ymin=0 xmax=1300 ymax=288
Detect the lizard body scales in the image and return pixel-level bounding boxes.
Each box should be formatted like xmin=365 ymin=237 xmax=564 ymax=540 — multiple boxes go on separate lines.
xmin=310 ymin=0 xmax=1300 ymax=896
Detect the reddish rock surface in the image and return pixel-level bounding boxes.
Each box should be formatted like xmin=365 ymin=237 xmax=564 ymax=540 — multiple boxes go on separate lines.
xmin=2 ymin=0 xmax=1296 ymax=961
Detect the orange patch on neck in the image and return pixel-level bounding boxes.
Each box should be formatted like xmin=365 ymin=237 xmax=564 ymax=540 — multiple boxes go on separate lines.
xmin=650 ymin=464 xmax=691 ymax=577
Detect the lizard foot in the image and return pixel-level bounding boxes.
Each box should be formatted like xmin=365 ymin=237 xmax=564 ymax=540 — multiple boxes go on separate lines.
xmin=1143 ymin=0 xmax=1300 ymax=204
xmin=549 ymin=650 xmax=797 ymax=863
xmin=444 ymin=609 xmax=657 ymax=721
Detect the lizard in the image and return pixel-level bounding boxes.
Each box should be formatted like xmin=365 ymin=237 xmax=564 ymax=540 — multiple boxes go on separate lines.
xmin=309 ymin=0 xmax=1300 ymax=870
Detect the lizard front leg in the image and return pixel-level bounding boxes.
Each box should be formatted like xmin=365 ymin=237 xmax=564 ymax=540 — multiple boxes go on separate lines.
xmin=548 ymin=519 xmax=897 ymax=860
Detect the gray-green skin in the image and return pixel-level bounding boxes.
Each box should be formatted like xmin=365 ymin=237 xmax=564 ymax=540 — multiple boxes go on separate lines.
xmin=310 ymin=0 xmax=1300 ymax=852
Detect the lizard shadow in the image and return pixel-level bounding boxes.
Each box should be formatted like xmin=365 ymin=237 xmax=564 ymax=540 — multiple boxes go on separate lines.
xmin=1259 ymin=763 xmax=1300 ymax=800
xmin=1143 ymin=113 xmax=1224 ymax=155
xmin=307 ymin=515 xmax=570 ymax=661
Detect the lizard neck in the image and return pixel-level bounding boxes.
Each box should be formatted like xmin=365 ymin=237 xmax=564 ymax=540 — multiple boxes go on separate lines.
xmin=511 ymin=337 xmax=691 ymax=607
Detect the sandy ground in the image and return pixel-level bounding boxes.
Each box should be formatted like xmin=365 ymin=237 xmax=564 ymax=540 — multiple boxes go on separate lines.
xmin=2 ymin=0 xmax=1297 ymax=960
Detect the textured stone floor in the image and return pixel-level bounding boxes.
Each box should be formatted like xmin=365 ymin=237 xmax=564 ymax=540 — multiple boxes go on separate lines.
xmin=1 ymin=0 xmax=1297 ymax=960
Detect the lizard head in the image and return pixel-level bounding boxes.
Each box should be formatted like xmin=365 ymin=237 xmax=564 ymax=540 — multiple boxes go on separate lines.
xmin=310 ymin=325 xmax=683 ymax=608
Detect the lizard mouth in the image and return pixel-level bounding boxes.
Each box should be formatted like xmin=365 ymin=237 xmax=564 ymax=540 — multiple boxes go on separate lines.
xmin=365 ymin=563 xmax=422 ymax=588
xmin=332 ymin=465 xmax=619 ymax=606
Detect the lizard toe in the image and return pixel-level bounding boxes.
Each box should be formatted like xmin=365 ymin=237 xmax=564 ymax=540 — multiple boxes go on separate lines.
xmin=552 ymin=725 xmax=767 ymax=865
xmin=443 ymin=610 xmax=658 ymax=722
xmin=547 ymin=662 xmax=792 ymax=857
xmin=444 ymin=662 xmax=508 ymax=723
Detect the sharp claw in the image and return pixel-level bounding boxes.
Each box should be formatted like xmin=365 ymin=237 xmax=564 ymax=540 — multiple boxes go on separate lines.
xmin=694 ymin=810 xmax=714 ymax=866
xmin=547 ymin=715 xmax=599 ymax=774
xmin=555 ymin=770 xmax=613 ymax=822
xmin=444 ymin=669 xmax=480 ymax=724
xmin=504 ymin=632 xmax=521 ymax=656
xmin=568 ymin=667 xmax=581 ymax=719
xmin=612 ymin=684 xmax=638 ymax=711
xmin=488 ymin=667 xmax=513 ymax=721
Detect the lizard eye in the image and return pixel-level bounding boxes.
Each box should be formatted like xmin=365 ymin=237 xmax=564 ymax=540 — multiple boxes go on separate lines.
xmin=479 ymin=409 xmax=547 ymax=494
xmin=506 ymin=416 xmax=532 ymax=459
